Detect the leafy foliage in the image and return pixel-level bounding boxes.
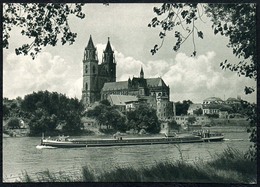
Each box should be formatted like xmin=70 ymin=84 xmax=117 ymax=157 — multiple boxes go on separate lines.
xmin=193 ymin=108 xmax=203 ymax=115
xmin=204 ymin=113 xmax=219 ymax=118
xmin=28 ymin=109 xmax=58 ymax=135
xmin=186 ymin=116 xmax=196 ymax=124
xmin=168 ymin=119 xmax=181 ymax=132
xmin=149 ymin=3 xmax=256 ymax=81
xmin=149 ymin=4 xmax=256 ymax=89
xmin=100 ymin=99 xmax=111 ymax=106
xmin=3 ymin=104 xmax=10 ymax=118
xmin=175 ymin=100 xmax=193 ymax=115
xmin=7 ymin=117 xmax=20 ymax=129
xmin=126 ymin=104 xmax=160 ymax=134
xmin=2 ymin=98 xmax=26 ymax=119
xmin=205 ymin=4 xmax=256 ymax=81
xmin=3 ymin=3 xmax=86 ymax=59
xmin=240 ymin=101 xmax=257 ymax=161
xmin=21 ymin=90 xmax=84 ymax=135
xmin=148 ymin=3 xmax=204 ymax=56
xmin=87 ymin=102 xmax=160 ymax=134
xmin=149 ymin=3 xmax=256 ymax=160
xmin=86 ymin=102 xmax=127 ymax=132
xmin=62 ymin=111 xmax=83 ymax=134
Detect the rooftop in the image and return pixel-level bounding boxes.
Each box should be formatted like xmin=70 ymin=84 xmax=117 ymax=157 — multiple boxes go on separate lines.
xmin=102 ymin=77 xmax=169 ymax=91
xmin=102 ymin=81 xmax=128 ymax=91
xmin=146 ymin=78 xmax=167 ymax=87
xmin=203 ymin=97 xmax=223 ymax=102
xmin=108 ymin=95 xmax=138 ymax=106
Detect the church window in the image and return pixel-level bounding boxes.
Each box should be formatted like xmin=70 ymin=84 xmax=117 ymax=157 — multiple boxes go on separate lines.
xmin=93 ymin=66 xmax=96 ymax=73
xmin=85 ymin=83 xmax=88 ymax=90
xmin=85 ymin=65 xmax=88 ymax=73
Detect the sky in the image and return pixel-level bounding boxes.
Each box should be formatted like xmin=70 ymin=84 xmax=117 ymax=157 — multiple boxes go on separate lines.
xmin=3 ymin=3 xmax=256 ymax=103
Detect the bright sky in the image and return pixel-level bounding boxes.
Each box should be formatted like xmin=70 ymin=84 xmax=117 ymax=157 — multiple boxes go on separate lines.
xmin=3 ymin=3 xmax=256 ymax=103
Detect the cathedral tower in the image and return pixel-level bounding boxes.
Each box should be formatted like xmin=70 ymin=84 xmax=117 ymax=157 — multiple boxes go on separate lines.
xmin=97 ymin=37 xmax=116 ymax=94
xmin=82 ymin=35 xmax=99 ymax=105
xmin=102 ymin=37 xmax=116 ymax=82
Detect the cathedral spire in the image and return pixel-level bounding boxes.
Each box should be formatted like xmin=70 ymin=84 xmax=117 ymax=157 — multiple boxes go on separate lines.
xmin=84 ymin=35 xmax=97 ymax=61
xmin=86 ymin=35 xmax=95 ymax=49
xmin=102 ymin=37 xmax=114 ymax=64
xmin=104 ymin=37 xmax=113 ymax=53
xmin=140 ymin=66 xmax=144 ymax=79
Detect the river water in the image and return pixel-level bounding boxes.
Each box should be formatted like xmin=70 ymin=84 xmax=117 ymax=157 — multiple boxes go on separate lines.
xmin=3 ymin=127 xmax=252 ymax=182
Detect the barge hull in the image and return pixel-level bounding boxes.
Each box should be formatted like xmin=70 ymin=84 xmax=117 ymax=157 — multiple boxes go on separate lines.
xmin=72 ymin=137 xmax=204 ymax=147
xmin=41 ymin=141 xmax=86 ymax=148
xmin=86 ymin=140 xmax=203 ymax=147
xmin=202 ymin=136 xmax=224 ymax=142
xmin=39 ymin=136 xmax=208 ymax=148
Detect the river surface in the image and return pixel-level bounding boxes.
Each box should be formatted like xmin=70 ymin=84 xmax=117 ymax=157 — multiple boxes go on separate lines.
xmin=3 ymin=127 xmax=252 ymax=182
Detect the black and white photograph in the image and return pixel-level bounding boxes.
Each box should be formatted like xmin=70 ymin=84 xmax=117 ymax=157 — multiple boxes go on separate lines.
xmin=2 ymin=2 xmax=257 ymax=184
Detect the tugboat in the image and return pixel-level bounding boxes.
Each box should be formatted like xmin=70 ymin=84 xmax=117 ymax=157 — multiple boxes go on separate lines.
xmin=37 ymin=134 xmax=86 ymax=148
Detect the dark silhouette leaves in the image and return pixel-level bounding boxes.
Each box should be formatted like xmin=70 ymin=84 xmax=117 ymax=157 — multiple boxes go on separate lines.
xmin=149 ymin=3 xmax=256 ymax=81
xmin=149 ymin=3 xmax=256 ymax=161
xmin=3 ymin=3 xmax=86 ymax=59
xmin=197 ymin=31 xmax=203 ymax=39
xmin=148 ymin=3 xmax=202 ymax=56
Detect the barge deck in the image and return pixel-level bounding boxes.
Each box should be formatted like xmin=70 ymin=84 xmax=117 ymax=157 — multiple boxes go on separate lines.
xmin=39 ymin=134 xmax=204 ymax=148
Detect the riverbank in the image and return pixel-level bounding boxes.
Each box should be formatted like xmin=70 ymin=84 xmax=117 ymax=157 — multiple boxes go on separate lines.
xmin=210 ymin=118 xmax=249 ymax=127
xmin=3 ymin=123 xmax=248 ymax=138
xmin=203 ymin=125 xmax=248 ymax=133
xmin=18 ymin=147 xmax=256 ymax=183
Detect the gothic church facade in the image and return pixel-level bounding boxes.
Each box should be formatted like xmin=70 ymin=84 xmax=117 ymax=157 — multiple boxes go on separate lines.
xmin=82 ymin=35 xmax=116 ymax=105
xmin=82 ymin=36 xmax=174 ymax=119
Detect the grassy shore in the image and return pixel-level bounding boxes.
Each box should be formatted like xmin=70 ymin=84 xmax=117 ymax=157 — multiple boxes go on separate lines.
xmin=19 ymin=147 xmax=256 ymax=183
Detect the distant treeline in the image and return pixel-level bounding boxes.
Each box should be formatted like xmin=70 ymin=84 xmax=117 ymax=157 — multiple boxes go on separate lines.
xmin=3 ymin=91 xmax=84 ymax=136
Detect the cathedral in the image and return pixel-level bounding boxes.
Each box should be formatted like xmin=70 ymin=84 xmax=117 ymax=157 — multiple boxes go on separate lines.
xmin=82 ymin=36 xmax=174 ymax=120
xmin=81 ymin=35 xmax=116 ymax=105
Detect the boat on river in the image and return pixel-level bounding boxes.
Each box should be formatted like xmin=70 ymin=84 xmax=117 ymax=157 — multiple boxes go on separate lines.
xmin=192 ymin=130 xmax=224 ymax=142
xmin=38 ymin=134 xmax=204 ymax=148
xmin=39 ymin=135 xmax=86 ymax=148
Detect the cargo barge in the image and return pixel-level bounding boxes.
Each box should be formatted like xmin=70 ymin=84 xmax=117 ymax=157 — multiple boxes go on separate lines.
xmin=37 ymin=131 xmax=224 ymax=149
xmin=38 ymin=134 xmax=204 ymax=148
